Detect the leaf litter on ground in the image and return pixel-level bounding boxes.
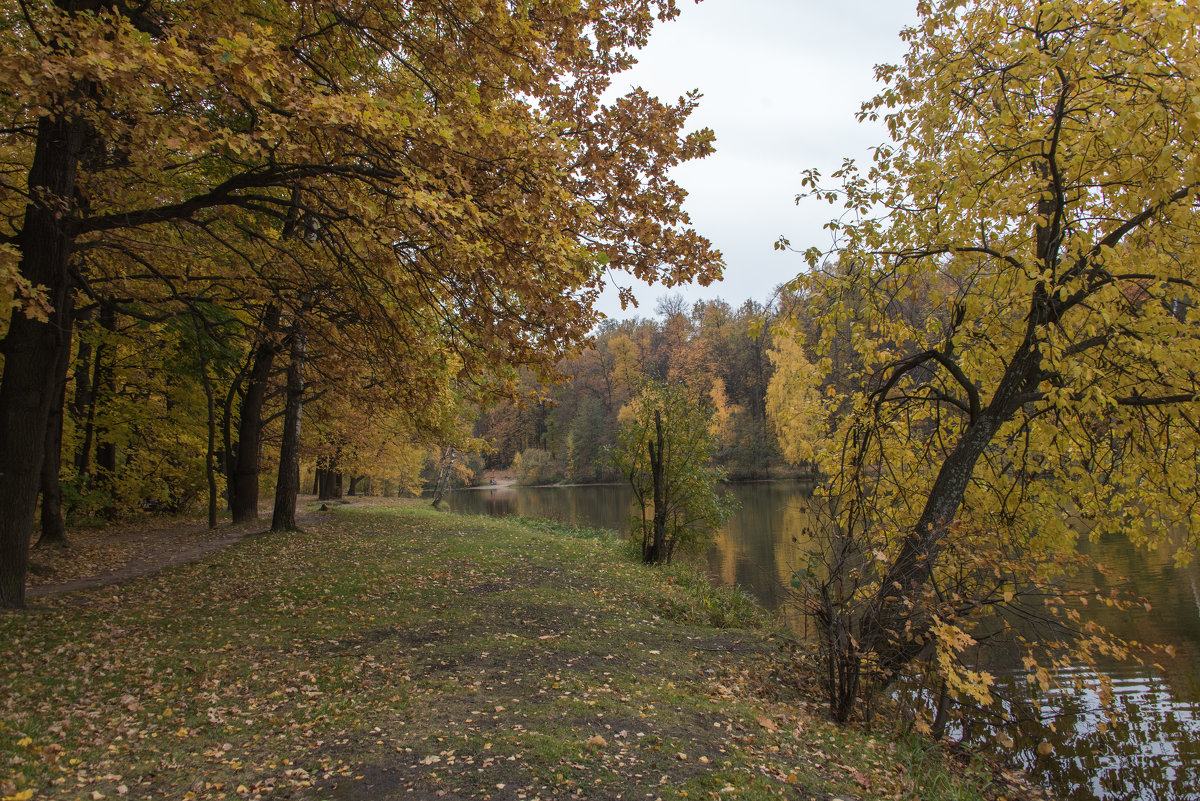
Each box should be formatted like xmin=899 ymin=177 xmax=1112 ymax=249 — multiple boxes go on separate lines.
xmin=2 ymin=499 xmax=1042 ymax=801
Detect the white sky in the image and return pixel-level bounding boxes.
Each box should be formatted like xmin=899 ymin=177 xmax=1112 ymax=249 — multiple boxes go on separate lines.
xmin=595 ymin=0 xmax=920 ymax=319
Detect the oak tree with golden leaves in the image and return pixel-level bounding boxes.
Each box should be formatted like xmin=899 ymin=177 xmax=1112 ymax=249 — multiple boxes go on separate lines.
xmin=0 ymin=0 xmax=721 ymax=608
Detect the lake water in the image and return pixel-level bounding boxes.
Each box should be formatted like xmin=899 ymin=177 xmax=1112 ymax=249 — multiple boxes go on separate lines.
xmin=443 ymin=481 xmax=1200 ymax=801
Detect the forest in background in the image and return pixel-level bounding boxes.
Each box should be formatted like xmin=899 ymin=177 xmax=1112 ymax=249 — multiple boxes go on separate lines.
xmin=472 ymin=295 xmax=798 ymax=486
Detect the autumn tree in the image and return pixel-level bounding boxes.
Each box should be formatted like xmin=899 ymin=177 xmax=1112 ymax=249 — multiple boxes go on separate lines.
xmin=613 ymin=381 xmax=734 ymax=564
xmin=776 ymin=0 xmax=1200 ymax=718
xmin=474 ymin=300 xmax=788 ymax=482
xmin=0 ymin=0 xmax=723 ymax=608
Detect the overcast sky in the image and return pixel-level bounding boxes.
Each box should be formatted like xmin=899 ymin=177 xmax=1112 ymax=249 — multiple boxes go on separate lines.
xmin=595 ymin=0 xmax=920 ymax=319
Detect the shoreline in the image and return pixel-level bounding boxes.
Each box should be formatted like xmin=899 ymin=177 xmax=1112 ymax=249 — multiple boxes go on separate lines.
xmin=3 ymin=500 xmax=1029 ymax=801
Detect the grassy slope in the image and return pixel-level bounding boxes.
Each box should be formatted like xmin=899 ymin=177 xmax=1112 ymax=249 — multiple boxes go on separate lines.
xmin=2 ymin=501 xmax=995 ymax=801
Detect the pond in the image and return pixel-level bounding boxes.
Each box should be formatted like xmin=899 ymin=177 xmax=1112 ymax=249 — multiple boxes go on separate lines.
xmin=442 ymin=481 xmax=1200 ymax=801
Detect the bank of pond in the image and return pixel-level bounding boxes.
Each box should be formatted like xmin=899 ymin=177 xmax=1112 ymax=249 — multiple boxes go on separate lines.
xmin=443 ymin=480 xmax=1200 ymax=801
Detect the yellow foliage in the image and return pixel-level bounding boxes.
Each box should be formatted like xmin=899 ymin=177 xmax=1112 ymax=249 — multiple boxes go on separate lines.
xmin=765 ymin=329 xmax=828 ymax=466
xmin=776 ymin=0 xmax=1200 ymax=721
xmin=929 ymin=618 xmax=994 ymax=707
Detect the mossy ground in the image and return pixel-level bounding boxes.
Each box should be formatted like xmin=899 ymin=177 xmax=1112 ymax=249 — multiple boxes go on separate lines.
xmin=3 ymin=499 xmax=1000 ymax=801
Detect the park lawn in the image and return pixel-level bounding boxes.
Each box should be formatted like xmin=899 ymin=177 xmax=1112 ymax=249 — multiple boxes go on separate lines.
xmin=2 ymin=500 xmax=998 ymax=801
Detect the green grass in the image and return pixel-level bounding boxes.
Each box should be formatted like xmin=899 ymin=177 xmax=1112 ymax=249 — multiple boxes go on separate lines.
xmin=2 ymin=500 xmax=998 ymax=800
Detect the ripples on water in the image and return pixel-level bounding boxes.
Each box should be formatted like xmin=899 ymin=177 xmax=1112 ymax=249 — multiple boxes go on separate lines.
xmin=998 ymin=663 xmax=1200 ymax=801
xmin=445 ymin=482 xmax=1200 ymax=801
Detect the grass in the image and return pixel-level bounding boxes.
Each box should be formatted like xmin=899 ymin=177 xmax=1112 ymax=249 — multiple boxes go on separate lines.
xmin=2 ymin=499 xmax=1001 ymax=800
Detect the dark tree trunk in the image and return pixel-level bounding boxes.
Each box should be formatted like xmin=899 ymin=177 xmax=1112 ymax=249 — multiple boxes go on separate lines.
xmin=347 ymin=475 xmax=359 ymax=496
xmin=272 ymin=315 xmax=306 ymax=532
xmin=230 ymin=306 xmax=280 ymax=523
xmin=220 ymin=366 xmax=239 ymax=511
xmin=644 ymin=410 xmax=668 ymax=564
xmin=931 ymin=682 xmax=953 ymax=741
xmin=37 ymin=293 xmax=77 ymax=547
xmin=315 ymin=453 xmax=344 ymax=501
xmin=193 ymin=317 xmax=219 ymax=529
xmin=862 ymin=338 xmax=1043 ymax=681
xmin=94 ymin=304 xmax=117 ymax=494
xmin=0 ymin=113 xmax=87 ymax=608
xmin=70 ymin=307 xmax=93 ymax=422
xmin=205 ymin=393 xmax=219 ymax=530
xmin=430 ymin=447 xmax=456 ymax=507
xmin=316 ymin=464 xmax=335 ymax=500
xmin=74 ymin=319 xmax=102 ymax=479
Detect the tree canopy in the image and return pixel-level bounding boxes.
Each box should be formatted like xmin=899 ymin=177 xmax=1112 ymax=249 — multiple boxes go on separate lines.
xmin=0 ymin=0 xmax=722 ymax=607
xmin=774 ymin=0 xmax=1200 ymax=716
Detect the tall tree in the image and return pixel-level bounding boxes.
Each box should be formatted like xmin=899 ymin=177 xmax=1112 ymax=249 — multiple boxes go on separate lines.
xmin=777 ymin=0 xmax=1200 ymax=715
xmin=0 ymin=0 xmax=721 ymax=607
xmin=229 ymin=305 xmax=281 ymax=523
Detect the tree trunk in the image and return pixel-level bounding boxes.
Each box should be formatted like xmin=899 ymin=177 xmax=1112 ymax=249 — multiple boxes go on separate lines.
xmin=193 ymin=317 xmax=219 ymax=529
xmin=862 ymin=339 xmax=1042 ymax=681
xmin=431 ymin=447 xmax=456 ymax=507
xmin=0 ymin=113 xmax=87 ymax=608
xmin=930 ymin=681 xmax=953 ymax=741
xmin=645 ymin=410 xmax=668 ymax=564
xmin=74 ymin=319 xmax=102 ymax=480
xmin=94 ymin=304 xmax=117 ymax=503
xmin=272 ymin=315 xmax=306 ymax=532
xmin=37 ymin=293 xmax=77 ymax=547
xmin=230 ymin=306 xmax=280 ymax=523
xmin=317 ymin=463 xmax=339 ymax=500
xmin=348 ymin=475 xmax=360 ymax=496
xmin=220 ymin=365 xmax=239 ymax=511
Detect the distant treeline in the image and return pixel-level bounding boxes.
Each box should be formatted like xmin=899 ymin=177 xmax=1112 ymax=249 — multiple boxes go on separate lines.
xmin=473 ymin=296 xmax=798 ymax=484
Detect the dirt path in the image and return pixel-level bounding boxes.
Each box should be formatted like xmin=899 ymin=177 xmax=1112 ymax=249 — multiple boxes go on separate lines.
xmin=26 ymin=497 xmax=331 ymax=599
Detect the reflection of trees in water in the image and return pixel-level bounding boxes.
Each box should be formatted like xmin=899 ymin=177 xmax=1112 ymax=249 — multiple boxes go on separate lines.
xmin=451 ymin=486 xmax=635 ymax=533
xmin=924 ymin=532 xmax=1200 ymax=801
xmin=992 ymin=664 xmax=1200 ymax=801
xmin=703 ymin=482 xmax=820 ymax=635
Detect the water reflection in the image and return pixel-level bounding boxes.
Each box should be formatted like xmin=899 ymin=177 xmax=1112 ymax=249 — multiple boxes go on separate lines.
xmin=443 ymin=481 xmax=1200 ymax=801
xmin=1004 ymin=663 xmax=1200 ymax=801
xmin=444 ymin=484 xmax=633 ymax=532
xmin=995 ymin=534 xmax=1200 ymax=801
